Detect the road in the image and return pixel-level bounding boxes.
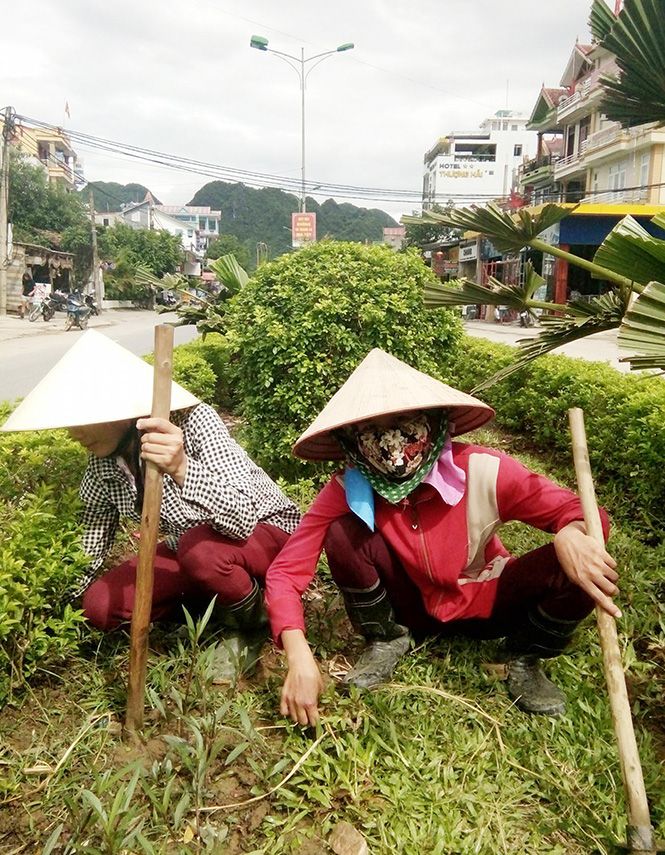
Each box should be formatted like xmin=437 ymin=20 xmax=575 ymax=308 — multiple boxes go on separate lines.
xmin=463 ymin=319 xmax=630 ymax=372
xmin=0 ymin=310 xmax=199 ymax=403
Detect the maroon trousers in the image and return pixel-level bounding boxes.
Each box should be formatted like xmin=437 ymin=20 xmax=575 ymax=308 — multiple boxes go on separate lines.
xmin=324 ymin=514 xmax=594 ymax=639
xmin=82 ymin=523 xmax=290 ymax=631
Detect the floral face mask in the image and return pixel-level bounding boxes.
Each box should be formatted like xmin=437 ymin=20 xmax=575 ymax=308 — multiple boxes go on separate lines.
xmin=354 ymin=414 xmax=433 ymax=480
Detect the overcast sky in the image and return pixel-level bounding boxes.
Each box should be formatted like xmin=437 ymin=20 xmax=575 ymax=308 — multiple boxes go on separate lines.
xmin=2 ymin=0 xmax=596 ymax=220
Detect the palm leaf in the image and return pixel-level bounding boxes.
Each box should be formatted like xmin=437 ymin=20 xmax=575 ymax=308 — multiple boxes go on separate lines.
xmin=209 ymin=253 xmax=249 ymax=296
xmin=598 ymin=0 xmax=665 ymax=126
xmin=424 ymin=263 xmax=565 ymax=313
xmin=593 ymin=215 xmax=665 ymax=287
xmin=617 ymin=280 xmax=665 ymax=368
xmin=472 ymin=290 xmax=628 ymax=392
xmin=589 ymin=0 xmax=619 ymax=41
xmin=402 ymin=202 xmax=574 ymax=255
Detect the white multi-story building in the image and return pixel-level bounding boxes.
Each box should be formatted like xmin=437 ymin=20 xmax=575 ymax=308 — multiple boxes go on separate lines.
xmin=154 ymin=205 xmax=221 ymax=251
xmin=422 ymin=111 xmax=537 ymax=209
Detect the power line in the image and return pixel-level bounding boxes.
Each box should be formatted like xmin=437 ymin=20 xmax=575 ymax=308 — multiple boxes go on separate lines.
xmin=14 ymin=115 xmax=665 ymax=209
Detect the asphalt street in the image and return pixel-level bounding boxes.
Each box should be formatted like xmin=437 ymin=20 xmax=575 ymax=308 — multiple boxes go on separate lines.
xmin=462 ymin=319 xmax=630 ymax=373
xmin=0 ymin=309 xmax=199 ymax=403
xmin=0 ymin=311 xmax=635 ymax=405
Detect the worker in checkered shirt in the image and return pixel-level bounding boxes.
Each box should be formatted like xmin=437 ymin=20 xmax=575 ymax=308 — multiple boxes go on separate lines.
xmin=1 ymin=331 xmax=301 ymax=682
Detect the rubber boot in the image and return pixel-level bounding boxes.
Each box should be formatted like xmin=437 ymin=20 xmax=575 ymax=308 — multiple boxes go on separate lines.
xmin=342 ymin=581 xmax=411 ymax=689
xmin=211 ymin=581 xmax=270 ymax=684
xmin=503 ymin=606 xmax=581 ymax=716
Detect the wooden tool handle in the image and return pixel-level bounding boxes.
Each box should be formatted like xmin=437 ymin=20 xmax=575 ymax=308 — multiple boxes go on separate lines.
xmin=125 ymin=325 xmax=174 ymax=734
xmin=568 ymin=408 xmax=654 ymax=853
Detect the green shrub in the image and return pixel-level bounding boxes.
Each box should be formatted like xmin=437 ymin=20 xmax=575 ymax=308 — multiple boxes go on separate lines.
xmin=0 ymin=425 xmax=89 ymax=703
xmin=224 ymin=241 xmax=462 ymax=479
xmin=145 ymin=346 xmax=217 ymax=405
xmin=446 ymin=335 xmax=665 ymax=535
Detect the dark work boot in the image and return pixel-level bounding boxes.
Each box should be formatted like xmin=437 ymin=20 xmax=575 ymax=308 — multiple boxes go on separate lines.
xmin=342 ymin=581 xmax=411 ymax=689
xmin=503 ymin=606 xmax=581 ymax=717
xmin=211 ymin=581 xmax=270 ymax=684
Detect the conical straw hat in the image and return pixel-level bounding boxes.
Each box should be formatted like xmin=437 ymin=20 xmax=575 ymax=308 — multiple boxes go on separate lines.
xmin=293 ymin=348 xmax=495 ymax=461
xmin=1 ymin=329 xmax=200 ymax=432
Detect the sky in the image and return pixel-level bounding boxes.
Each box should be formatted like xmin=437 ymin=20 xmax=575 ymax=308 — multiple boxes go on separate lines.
xmin=1 ymin=0 xmax=597 ymax=220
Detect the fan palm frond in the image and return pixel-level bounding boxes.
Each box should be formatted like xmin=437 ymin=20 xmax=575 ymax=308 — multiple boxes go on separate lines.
xmin=472 ymin=290 xmax=628 ymax=392
xmin=403 ymin=202 xmax=574 ymax=255
xmin=617 ymin=279 xmax=665 ymax=365
xmin=424 ymin=263 xmax=566 ymax=313
xmin=593 ymin=215 xmax=665 ymax=287
xmin=597 ymin=0 xmax=665 ymax=127
xmin=589 ymin=0 xmax=619 ymax=41
xmin=209 ymin=253 xmax=250 ymax=296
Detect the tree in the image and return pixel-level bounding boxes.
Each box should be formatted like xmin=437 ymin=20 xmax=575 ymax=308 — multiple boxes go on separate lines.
xmin=100 ymin=224 xmax=183 ymax=300
xmin=223 ymin=240 xmax=462 ymax=479
xmin=8 ymin=150 xmax=87 ymax=245
xmin=206 ymin=234 xmax=251 ymax=269
xmin=403 ymin=202 xmax=461 ymax=248
xmin=404 ymin=0 xmax=665 ymax=386
xmin=79 ymin=181 xmax=157 ymax=213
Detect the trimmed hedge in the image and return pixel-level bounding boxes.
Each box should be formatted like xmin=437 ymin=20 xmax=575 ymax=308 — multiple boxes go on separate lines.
xmin=223 ymin=241 xmax=462 ymax=480
xmin=445 ymin=335 xmax=665 ymax=535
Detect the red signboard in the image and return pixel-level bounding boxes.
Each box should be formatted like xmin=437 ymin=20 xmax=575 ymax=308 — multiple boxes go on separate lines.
xmin=292 ymin=212 xmax=316 ymax=247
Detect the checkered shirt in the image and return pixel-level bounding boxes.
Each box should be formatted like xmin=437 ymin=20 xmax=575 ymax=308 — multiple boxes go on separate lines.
xmin=74 ymin=403 xmax=301 ymax=597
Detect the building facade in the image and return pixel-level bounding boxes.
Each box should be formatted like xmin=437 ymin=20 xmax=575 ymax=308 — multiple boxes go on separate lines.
xmin=519 ymin=41 xmax=665 ymax=207
xmin=422 ymin=111 xmax=537 ymax=209
xmin=153 ymin=205 xmax=221 ymax=251
xmin=7 ymin=121 xmax=80 ymax=192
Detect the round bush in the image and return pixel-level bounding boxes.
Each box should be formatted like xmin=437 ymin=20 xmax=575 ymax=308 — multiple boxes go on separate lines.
xmin=145 ymin=348 xmax=216 ymax=404
xmin=224 ymin=240 xmax=462 ymax=479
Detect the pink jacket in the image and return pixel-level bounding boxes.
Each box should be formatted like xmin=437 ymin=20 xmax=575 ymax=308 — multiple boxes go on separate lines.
xmin=265 ymin=443 xmax=610 ymax=642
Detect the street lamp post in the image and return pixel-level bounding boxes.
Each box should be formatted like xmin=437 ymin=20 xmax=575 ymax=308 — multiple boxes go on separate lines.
xmin=250 ymin=36 xmax=354 ymax=213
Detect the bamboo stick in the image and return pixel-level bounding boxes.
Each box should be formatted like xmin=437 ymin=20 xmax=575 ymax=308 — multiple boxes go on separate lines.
xmin=568 ymin=408 xmax=654 ymax=853
xmin=125 ymin=325 xmax=174 ymax=735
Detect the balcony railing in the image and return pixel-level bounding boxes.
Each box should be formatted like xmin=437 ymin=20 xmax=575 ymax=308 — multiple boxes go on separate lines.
xmin=553 ymin=140 xmax=589 ymax=175
xmin=519 ymin=153 xmax=560 ymax=178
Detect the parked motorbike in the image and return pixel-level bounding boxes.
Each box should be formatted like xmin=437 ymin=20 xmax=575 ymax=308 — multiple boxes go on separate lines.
xmin=65 ymin=292 xmax=91 ymax=331
xmin=84 ymin=293 xmax=100 ymax=315
xmin=50 ymin=290 xmax=69 ymax=313
xmin=519 ymin=309 xmax=536 ymax=328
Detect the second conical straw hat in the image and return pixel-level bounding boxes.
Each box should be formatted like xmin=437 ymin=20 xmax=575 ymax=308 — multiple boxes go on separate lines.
xmin=293 ymin=348 xmax=495 ymax=461
xmin=1 ymin=329 xmax=200 ymax=432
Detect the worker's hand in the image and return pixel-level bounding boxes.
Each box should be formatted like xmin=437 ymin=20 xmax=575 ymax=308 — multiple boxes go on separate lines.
xmin=554 ymin=521 xmax=620 ymax=618
xmin=136 ymin=417 xmax=188 ymax=486
xmin=280 ymin=629 xmax=324 ymax=726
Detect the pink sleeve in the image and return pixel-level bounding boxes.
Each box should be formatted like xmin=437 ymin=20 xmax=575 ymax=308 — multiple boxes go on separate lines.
xmin=265 ymin=474 xmax=350 ymax=645
xmin=495 ymin=452 xmax=610 ymax=540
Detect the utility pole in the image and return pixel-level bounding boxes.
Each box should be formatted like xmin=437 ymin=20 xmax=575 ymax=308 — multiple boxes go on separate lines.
xmin=89 ymin=186 xmax=103 ymax=311
xmin=0 ymin=107 xmax=15 ymax=316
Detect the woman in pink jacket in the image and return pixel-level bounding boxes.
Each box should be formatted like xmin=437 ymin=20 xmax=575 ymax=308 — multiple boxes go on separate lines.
xmin=266 ymin=349 xmax=618 ymax=724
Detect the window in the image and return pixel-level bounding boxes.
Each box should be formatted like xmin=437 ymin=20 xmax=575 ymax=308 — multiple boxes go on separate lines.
xmin=103 ymin=218 xmax=110 ymax=227
xmin=608 ymin=161 xmax=627 ymax=200
xmin=511 ymin=124 xmax=518 ymax=131
xmin=454 ymin=142 xmax=496 ymax=162
xmin=513 ymin=144 xmax=522 ymax=157
xmin=640 ymin=153 xmax=650 ymax=193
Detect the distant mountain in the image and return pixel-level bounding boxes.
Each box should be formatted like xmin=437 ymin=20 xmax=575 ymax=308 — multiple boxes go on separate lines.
xmin=188 ymin=181 xmax=398 ymax=261
xmin=82 ymin=182 xmax=160 ymax=212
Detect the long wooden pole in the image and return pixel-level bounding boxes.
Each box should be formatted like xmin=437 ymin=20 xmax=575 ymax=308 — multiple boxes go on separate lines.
xmin=568 ymin=408 xmax=654 ymax=854
xmin=125 ymin=324 xmax=174 ymax=735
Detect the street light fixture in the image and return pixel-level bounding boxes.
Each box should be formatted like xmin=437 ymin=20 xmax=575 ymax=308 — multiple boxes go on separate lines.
xmin=250 ymin=36 xmax=354 ymax=213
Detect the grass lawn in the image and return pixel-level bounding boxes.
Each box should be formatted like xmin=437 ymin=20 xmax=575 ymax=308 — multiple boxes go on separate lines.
xmin=0 ymin=427 xmax=663 ymax=854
